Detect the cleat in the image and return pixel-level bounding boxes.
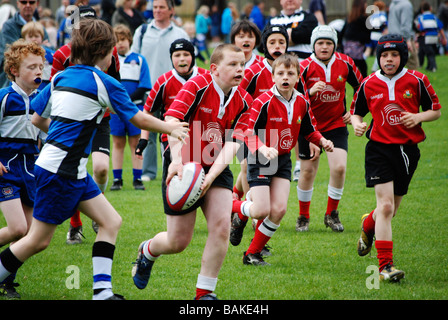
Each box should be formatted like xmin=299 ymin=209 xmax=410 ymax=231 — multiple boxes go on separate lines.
xmin=133 ymin=179 xmax=145 ymax=190
xmin=92 ymin=220 xmax=99 ymax=234
xmin=105 ymin=293 xmax=126 ymax=300
xmin=110 ymin=178 xmax=123 ymax=191
xmin=260 ymin=244 xmax=272 ymax=257
xmin=230 ymin=212 xmax=248 ymax=246
xmin=292 ymin=165 xmax=300 ymax=181
xmin=380 ymin=264 xmax=405 ymax=282
xmin=195 ymin=293 xmax=218 ymax=300
xmin=66 ymin=225 xmax=84 ymax=244
xmin=0 ymin=281 xmax=21 ymax=299
xmin=358 ymin=213 xmax=374 ymax=256
xmin=324 ymin=210 xmax=344 ymax=232
xmin=132 ymin=241 xmax=155 ymax=289
xmin=243 ymin=252 xmax=270 ymax=266
xmin=295 ymin=215 xmax=310 ymax=232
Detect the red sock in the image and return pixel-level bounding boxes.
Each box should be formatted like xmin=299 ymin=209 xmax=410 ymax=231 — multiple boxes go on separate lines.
xmin=233 ymin=186 xmax=244 ymax=200
xmin=70 ymin=210 xmax=82 ymax=228
xmin=363 ymin=210 xmax=376 ymax=235
xmin=246 ymin=219 xmax=278 ymax=255
xmin=195 ymin=288 xmax=212 ymax=300
xmin=326 ymin=197 xmax=339 ymax=215
xmin=299 ymin=201 xmax=310 ymax=219
xmin=375 ymin=240 xmax=393 ymax=272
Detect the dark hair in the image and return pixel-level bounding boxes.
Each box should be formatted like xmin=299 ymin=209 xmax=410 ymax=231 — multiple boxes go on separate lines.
xmin=230 ymin=19 xmax=261 ymax=46
xmin=71 ymin=19 xmax=116 ymax=66
xmin=348 ymin=0 xmax=367 ymax=23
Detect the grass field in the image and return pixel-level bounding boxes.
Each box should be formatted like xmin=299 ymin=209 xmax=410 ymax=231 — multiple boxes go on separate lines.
xmin=1 ymin=55 xmax=447 ymax=305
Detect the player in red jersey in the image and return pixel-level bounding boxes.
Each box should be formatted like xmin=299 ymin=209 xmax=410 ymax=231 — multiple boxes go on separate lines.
xmin=132 ymin=44 xmax=252 ymax=299
xmin=233 ymin=54 xmax=334 ymax=265
xmin=135 ymin=39 xmax=209 ymax=164
xmin=295 ymin=25 xmax=363 ymax=233
xmin=50 ymin=6 xmax=121 ymax=244
xmin=231 ymin=24 xmax=289 ymax=225
xmin=351 ymin=34 xmax=441 ymax=282
xmin=229 ymin=20 xmax=263 ymax=203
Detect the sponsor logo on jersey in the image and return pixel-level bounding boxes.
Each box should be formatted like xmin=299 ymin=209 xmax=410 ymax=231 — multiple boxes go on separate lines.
xmin=382 ymin=103 xmax=404 ymax=126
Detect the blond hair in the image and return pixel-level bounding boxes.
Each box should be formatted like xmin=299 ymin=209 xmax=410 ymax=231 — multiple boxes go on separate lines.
xmin=210 ymin=44 xmax=242 ymax=65
xmin=271 ymin=53 xmax=300 ymax=75
xmin=21 ymin=21 xmax=45 ymax=40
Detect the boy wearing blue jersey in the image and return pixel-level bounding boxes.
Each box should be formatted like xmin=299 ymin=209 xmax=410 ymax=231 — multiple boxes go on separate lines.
xmin=110 ymin=24 xmax=151 ymax=191
xmin=0 ymin=19 xmax=189 ymax=300
xmin=0 ymin=39 xmax=45 ymax=298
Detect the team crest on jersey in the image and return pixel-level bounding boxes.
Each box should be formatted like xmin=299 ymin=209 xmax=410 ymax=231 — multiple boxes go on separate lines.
xmin=296 ymin=116 xmax=302 ymax=124
xmin=403 ymin=90 xmax=414 ymax=99
xmin=337 ymin=75 xmax=344 ymax=82
xmin=2 ymin=187 xmax=14 ymax=197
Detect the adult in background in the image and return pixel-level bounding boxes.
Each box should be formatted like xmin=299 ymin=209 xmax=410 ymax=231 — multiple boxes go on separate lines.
xmin=341 ymin=0 xmax=371 ymax=78
xmin=266 ymin=0 xmax=318 ymax=183
xmin=0 ymin=0 xmax=47 ymax=88
xmin=438 ymin=0 xmax=448 ymax=54
xmin=388 ymin=0 xmax=419 ymax=70
xmin=250 ymin=0 xmax=266 ymax=31
xmin=309 ymin=0 xmax=327 ymax=25
xmin=0 ymin=0 xmax=17 ymax=30
xmin=112 ymin=0 xmax=145 ymax=34
xmin=131 ymin=0 xmax=188 ymax=182
xmin=266 ymin=0 xmax=318 ymax=62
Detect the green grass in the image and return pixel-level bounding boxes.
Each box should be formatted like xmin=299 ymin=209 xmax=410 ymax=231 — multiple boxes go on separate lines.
xmin=1 ymin=56 xmax=447 ymax=302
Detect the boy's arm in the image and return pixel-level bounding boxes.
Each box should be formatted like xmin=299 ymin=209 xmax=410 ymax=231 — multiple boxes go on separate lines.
xmin=401 ymin=109 xmax=441 ymax=129
xmin=31 ymin=113 xmax=51 ymax=133
xmin=201 ymin=141 xmax=240 ymax=195
xmin=351 ymin=114 xmax=367 ymax=136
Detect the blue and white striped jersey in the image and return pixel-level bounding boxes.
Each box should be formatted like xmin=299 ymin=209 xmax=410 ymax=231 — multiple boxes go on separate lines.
xmin=0 ymin=82 xmax=40 ymax=154
xmin=32 ymin=64 xmax=140 ymax=179
xmin=118 ymin=52 xmax=151 ymax=105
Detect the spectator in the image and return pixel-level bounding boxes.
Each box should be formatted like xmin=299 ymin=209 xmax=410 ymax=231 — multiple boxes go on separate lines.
xmin=112 ymin=0 xmax=145 ymax=34
xmin=250 ymin=0 xmax=266 ymax=31
xmin=195 ymin=5 xmax=211 ymax=59
xmin=130 ymin=0 xmax=188 ymax=182
xmin=309 ymin=0 xmax=327 ymax=25
xmin=221 ymin=2 xmax=239 ymax=43
xmin=101 ymin=0 xmax=116 ymax=25
xmin=341 ymin=0 xmax=371 ymax=77
xmin=416 ymin=1 xmax=446 ymax=72
xmin=55 ymin=0 xmax=69 ymax=25
xmin=0 ymin=0 xmax=16 ymax=31
xmin=388 ymin=0 xmax=419 ymax=70
xmin=438 ymin=0 xmax=448 ymax=54
xmin=209 ymin=4 xmax=221 ymax=46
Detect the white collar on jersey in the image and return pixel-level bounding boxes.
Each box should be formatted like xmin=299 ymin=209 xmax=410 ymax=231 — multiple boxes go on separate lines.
xmin=12 ymin=81 xmax=34 ymax=120
xmin=271 ymin=84 xmax=298 ymax=125
xmin=374 ymin=68 xmax=408 ymax=101
xmin=172 ymin=66 xmax=198 ymax=84
xmin=212 ymin=77 xmax=237 ymax=119
xmin=310 ymin=53 xmax=336 ymax=83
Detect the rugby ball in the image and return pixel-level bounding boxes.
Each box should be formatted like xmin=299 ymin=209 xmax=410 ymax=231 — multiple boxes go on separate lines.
xmin=167 ymin=162 xmax=205 ymax=211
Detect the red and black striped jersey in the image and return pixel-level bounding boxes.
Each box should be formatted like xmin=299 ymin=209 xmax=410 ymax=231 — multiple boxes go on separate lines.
xmin=144 ymin=67 xmax=209 ymax=142
xmin=165 ymin=72 xmax=253 ymax=167
xmin=300 ymin=52 xmax=363 ymax=132
xmin=350 ymin=69 xmax=441 ymax=145
xmin=239 ymin=58 xmax=273 ymax=100
xmin=246 ymin=86 xmax=322 ymax=156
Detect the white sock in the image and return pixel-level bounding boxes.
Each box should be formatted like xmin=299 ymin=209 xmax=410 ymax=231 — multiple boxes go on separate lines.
xmin=142 ymin=239 xmax=159 ymax=261
xmin=196 ymin=274 xmax=218 ymax=292
xmin=328 ymin=185 xmax=343 ymax=200
xmin=297 ymin=186 xmax=313 ymax=202
xmin=240 ymin=200 xmax=253 ymax=218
